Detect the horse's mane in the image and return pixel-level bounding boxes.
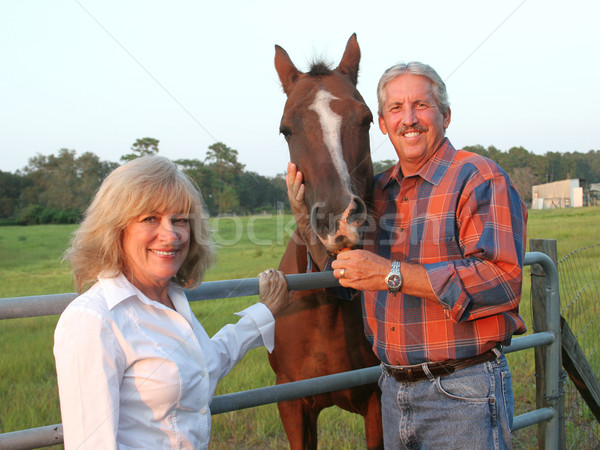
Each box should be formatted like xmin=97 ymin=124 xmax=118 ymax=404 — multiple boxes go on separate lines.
xmin=308 ymin=60 xmax=333 ymax=77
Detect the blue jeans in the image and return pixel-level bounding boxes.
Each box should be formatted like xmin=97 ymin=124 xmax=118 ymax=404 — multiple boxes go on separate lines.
xmin=379 ymin=355 xmax=514 ymax=449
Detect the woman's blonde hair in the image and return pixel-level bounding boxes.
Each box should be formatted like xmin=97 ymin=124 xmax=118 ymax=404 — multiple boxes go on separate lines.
xmin=64 ymin=155 xmax=215 ymax=292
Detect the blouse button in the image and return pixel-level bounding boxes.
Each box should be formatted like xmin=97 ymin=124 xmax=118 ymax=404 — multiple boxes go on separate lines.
xmin=201 ymin=407 xmax=208 ymax=415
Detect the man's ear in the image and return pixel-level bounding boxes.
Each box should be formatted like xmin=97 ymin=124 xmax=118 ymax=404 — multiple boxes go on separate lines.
xmin=378 ymin=115 xmax=388 ymax=135
xmin=443 ymin=109 xmax=451 ymax=129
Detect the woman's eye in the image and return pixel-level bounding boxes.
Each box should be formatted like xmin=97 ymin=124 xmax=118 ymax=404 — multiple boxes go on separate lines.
xmin=173 ymin=217 xmax=189 ymax=225
xmin=141 ymin=216 xmax=157 ymax=223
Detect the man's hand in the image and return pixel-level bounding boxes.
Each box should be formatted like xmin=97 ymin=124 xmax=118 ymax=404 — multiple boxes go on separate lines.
xmin=331 ymin=250 xmax=437 ymax=300
xmin=331 ymin=249 xmax=390 ymax=291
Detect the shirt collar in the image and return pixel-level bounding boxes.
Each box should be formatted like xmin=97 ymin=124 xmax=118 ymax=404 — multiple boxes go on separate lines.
xmin=98 ymin=273 xmax=188 ymax=315
xmin=382 ymin=138 xmax=457 ymax=188
xmin=98 ymin=274 xmax=140 ymax=310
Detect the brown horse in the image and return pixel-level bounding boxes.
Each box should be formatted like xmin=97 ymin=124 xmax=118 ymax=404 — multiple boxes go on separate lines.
xmin=270 ymin=34 xmax=383 ymax=449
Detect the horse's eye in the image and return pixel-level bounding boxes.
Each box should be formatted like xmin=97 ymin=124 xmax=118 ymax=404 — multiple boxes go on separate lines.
xmin=280 ymin=125 xmax=292 ymax=138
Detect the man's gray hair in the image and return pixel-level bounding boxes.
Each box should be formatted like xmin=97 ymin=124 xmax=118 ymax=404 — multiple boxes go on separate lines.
xmin=377 ymin=62 xmax=450 ymax=117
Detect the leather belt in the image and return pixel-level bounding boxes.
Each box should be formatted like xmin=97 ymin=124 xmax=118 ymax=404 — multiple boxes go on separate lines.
xmin=382 ymin=346 xmax=502 ymax=383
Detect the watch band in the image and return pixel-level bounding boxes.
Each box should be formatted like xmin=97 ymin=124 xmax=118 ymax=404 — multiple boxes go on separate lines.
xmin=385 ymin=260 xmax=403 ymax=294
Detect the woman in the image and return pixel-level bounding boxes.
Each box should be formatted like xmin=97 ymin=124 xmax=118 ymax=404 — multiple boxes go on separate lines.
xmin=54 ymin=155 xmax=289 ymax=449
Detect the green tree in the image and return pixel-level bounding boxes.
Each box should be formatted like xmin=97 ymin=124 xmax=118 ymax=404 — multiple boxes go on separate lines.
xmin=205 ymin=142 xmax=245 ymax=179
xmin=0 ymin=171 xmax=30 ymax=218
xmin=174 ymin=158 xmax=218 ymax=216
xmin=235 ymin=171 xmax=287 ymax=214
xmin=21 ymin=149 xmax=117 ymax=221
xmin=544 ymin=151 xmax=577 ymax=182
xmin=507 ymin=166 xmax=537 ymax=206
xmin=372 ymin=159 xmax=396 ymax=174
xmin=120 ymin=137 xmax=160 ymax=162
xmin=562 ymin=150 xmax=600 ymax=183
xmin=204 ymin=142 xmax=245 ymax=214
xmin=463 ymin=145 xmax=488 ymax=157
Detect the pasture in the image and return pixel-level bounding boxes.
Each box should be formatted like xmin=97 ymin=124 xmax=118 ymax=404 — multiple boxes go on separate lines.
xmin=1 ymin=207 xmax=599 ymax=448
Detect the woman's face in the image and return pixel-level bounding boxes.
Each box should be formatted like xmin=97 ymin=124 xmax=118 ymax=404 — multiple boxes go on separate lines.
xmin=122 ymin=211 xmax=190 ymax=290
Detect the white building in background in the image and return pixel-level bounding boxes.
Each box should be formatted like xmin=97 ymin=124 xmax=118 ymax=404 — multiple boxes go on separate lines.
xmin=531 ymin=179 xmax=584 ymax=210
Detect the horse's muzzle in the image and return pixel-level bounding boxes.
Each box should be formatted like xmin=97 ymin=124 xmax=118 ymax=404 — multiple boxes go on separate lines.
xmin=310 ymin=196 xmax=367 ymax=253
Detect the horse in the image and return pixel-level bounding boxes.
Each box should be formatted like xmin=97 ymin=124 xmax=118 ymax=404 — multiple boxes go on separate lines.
xmin=269 ymin=34 xmax=383 ymax=449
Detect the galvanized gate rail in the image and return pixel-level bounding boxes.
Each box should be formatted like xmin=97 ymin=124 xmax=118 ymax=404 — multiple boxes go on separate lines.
xmin=0 ymin=252 xmax=561 ymax=449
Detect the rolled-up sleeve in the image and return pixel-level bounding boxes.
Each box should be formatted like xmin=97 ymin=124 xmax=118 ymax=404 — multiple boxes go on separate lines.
xmin=426 ymin=174 xmax=527 ymax=323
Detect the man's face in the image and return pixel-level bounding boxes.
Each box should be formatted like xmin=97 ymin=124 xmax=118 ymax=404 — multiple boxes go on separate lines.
xmin=379 ymin=73 xmax=451 ymax=175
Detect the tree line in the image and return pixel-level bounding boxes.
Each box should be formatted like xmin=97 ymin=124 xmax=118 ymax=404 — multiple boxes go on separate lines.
xmin=1 ymin=138 xmax=599 ymax=225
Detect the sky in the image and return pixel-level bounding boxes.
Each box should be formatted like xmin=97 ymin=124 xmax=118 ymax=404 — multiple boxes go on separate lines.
xmin=1 ymin=0 xmax=599 ymax=177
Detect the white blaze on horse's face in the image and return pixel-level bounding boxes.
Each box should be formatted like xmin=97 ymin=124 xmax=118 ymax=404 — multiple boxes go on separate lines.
xmin=308 ymin=89 xmax=362 ymax=251
xmin=308 ymin=90 xmax=352 ymax=193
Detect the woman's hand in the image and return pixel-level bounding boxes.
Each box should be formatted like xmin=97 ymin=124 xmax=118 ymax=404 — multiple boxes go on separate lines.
xmin=286 ymin=162 xmax=329 ymax=270
xmin=286 ymin=162 xmax=310 ymax=221
xmin=258 ymin=269 xmax=290 ymax=317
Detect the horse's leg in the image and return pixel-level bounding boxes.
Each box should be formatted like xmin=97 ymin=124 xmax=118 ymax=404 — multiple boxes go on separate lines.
xmin=363 ymin=390 xmax=384 ymax=450
xmin=277 ymin=398 xmax=319 ymax=450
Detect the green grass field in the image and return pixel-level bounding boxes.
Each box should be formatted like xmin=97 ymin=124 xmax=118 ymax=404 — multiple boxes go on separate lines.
xmin=1 ymin=208 xmax=599 ymax=448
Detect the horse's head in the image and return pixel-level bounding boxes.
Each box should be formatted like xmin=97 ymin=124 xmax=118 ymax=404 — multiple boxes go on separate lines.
xmin=275 ymin=34 xmax=373 ymax=255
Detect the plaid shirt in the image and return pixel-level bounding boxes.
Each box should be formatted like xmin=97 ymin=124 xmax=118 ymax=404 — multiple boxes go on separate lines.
xmin=362 ymin=138 xmax=527 ymax=366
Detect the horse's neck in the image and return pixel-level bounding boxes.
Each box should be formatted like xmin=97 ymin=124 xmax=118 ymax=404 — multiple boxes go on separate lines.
xmin=292 ymin=229 xmax=329 ymax=272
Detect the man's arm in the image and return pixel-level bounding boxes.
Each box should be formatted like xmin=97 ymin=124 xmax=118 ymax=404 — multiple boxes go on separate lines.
xmin=331 ymin=173 xmax=526 ymax=323
xmin=424 ymin=173 xmax=527 ymax=322
xmin=331 ymin=250 xmax=437 ymax=301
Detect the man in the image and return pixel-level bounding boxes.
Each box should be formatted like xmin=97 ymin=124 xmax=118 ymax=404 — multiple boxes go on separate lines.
xmin=287 ymin=62 xmax=527 ymax=449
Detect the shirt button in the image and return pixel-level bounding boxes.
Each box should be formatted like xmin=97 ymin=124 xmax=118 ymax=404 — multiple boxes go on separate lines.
xmin=201 ymin=407 xmax=208 ymax=415
xmin=403 ymin=196 xmax=408 ymax=201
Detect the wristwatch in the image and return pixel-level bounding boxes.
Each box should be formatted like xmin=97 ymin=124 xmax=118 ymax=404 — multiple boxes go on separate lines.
xmin=385 ymin=260 xmax=403 ymax=294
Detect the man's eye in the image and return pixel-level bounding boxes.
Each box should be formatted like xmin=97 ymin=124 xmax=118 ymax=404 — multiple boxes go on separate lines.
xmin=416 ymin=102 xmax=428 ymax=109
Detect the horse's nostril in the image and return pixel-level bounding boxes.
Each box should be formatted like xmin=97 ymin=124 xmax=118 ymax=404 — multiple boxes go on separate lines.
xmin=311 ymin=204 xmax=335 ymax=238
xmin=348 ymin=197 xmax=367 ymax=227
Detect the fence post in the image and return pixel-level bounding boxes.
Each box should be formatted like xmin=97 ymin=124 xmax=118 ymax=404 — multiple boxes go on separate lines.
xmin=529 ymin=239 xmax=565 ymax=448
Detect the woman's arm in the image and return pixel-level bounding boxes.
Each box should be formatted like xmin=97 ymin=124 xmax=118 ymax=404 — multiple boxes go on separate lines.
xmin=54 ymin=306 xmax=124 ymax=449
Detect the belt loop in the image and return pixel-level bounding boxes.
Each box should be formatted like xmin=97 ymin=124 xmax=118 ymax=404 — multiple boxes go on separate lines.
xmin=381 ymin=363 xmax=389 ymax=377
xmin=421 ymin=363 xmax=435 ymax=382
xmin=492 ymin=345 xmax=502 ymax=362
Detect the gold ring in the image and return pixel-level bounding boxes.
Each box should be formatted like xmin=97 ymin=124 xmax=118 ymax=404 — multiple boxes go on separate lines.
xmin=340 ymin=269 xmax=345 ymax=278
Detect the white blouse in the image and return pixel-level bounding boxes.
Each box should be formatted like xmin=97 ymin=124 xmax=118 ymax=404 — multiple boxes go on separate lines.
xmin=54 ymin=274 xmax=274 ymax=449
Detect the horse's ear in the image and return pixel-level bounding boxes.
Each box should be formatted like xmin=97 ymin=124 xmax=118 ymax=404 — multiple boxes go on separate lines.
xmin=336 ymin=33 xmax=361 ymax=86
xmin=275 ymin=45 xmax=301 ymax=96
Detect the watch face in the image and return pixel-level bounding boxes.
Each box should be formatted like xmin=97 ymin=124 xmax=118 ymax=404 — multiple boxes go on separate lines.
xmin=387 ymin=275 xmax=402 ymax=289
